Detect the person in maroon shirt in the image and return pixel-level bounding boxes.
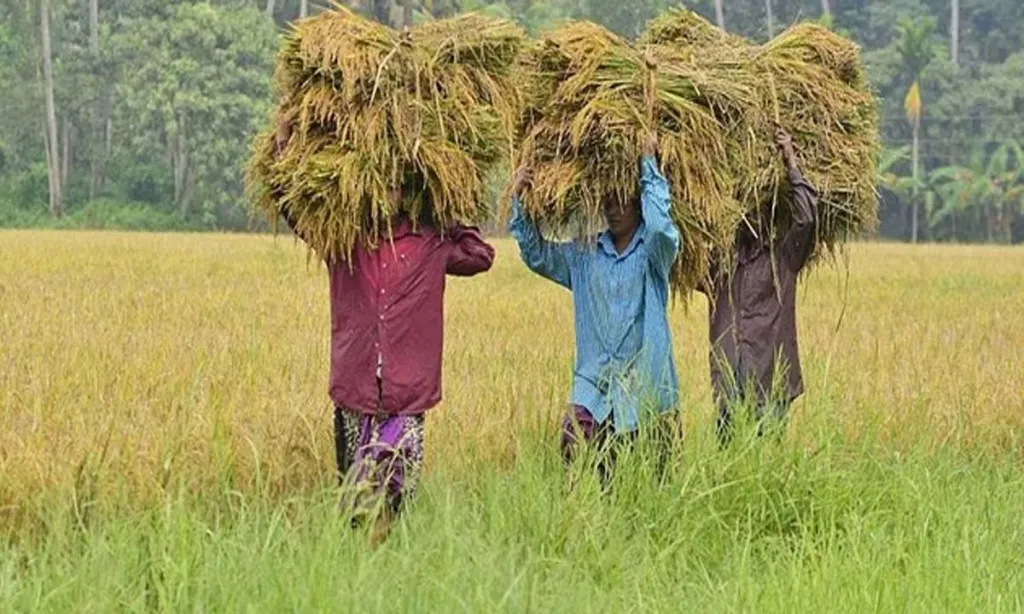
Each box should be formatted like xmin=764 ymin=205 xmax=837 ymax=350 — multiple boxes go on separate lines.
xmin=699 ymin=128 xmax=819 ymax=446
xmin=273 ymin=116 xmax=495 ymax=537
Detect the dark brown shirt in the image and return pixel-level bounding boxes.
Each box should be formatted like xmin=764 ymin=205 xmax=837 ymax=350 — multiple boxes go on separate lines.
xmin=701 ymin=169 xmax=818 ymax=405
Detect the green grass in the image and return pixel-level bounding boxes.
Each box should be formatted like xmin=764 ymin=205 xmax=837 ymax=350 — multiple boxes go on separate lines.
xmin=3 ymin=428 xmax=1023 ymax=612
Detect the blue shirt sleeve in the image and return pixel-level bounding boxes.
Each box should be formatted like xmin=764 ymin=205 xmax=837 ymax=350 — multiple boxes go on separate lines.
xmin=639 ymin=156 xmax=681 ymax=277
xmin=509 ymin=197 xmax=574 ymax=289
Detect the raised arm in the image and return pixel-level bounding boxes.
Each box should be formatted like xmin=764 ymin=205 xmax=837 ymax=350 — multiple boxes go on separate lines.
xmin=445 ymin=225 xmax=496 ymax=277
xmin=507 ymin=165 xmax=575 ymax=288
xmin=639 ymin=133 xmax=681 ymax=277
xmin=776 ymin=130 xmax=818 ymax=273
xmin=273 ymin=110 xmax=308 ymax=244
xmin=509 ymin=197 xmax=574 ymax=289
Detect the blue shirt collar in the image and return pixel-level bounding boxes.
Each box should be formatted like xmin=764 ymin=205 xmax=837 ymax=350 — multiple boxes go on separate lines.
xmin=598 ymin=221 xmax=646 ymax=260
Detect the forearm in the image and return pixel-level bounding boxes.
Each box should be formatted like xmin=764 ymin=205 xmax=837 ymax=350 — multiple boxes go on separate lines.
xmin=781 ymin=169 xmax=818 ymax=271
xmin=640 ymin=156 xmax=681 ymax=270
xmin=278 ymin=198 xmax=300 ymax=234
xmin=787 ymin=168 xmax=817 ymax=228
xmin=446 ymin=225 xmax=496 ymax=276
xmin=509 ymin=198 xmax=572 ymax=287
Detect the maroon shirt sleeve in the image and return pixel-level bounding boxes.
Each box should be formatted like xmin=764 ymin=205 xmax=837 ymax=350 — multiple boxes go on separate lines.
xmin=781 ymin=168 xmax=818 ymax=273
xmin=278 ymin=200 xmax=304 ymax=240
xmin=271 ymin=123 xmax=310 ymax=245
xmin=445 ymin=225 xmax=495 ymax=276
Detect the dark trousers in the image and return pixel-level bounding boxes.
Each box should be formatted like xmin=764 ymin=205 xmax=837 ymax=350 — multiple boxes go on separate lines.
xmin=715 ymin=393 xmax=792 ymax=447
xmin=561 ymin=405 xmax=675 ymax=485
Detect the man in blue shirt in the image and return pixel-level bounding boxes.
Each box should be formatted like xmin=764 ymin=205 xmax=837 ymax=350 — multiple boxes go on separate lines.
xmin=509 ymin=133 xmax=681 ymax=478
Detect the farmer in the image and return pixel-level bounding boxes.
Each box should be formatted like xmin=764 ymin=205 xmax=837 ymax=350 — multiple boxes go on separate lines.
xmin=273 ymin=114 xmax=496 ymax=539
xmin=700 ymin=128 xmax=818 ymax=446
xmin=509 ymin=130 xmax=681 ymax=480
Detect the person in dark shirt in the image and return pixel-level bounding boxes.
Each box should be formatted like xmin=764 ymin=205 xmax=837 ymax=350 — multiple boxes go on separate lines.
xmin=700 ymin=128 xmax=818 ymax=446
xmin=273 ymin=113 xmax=495 ymax=540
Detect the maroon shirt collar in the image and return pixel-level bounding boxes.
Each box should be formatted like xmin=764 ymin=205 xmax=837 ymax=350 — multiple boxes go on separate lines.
xmin=387 ymin=217 xmax=433 ymax=241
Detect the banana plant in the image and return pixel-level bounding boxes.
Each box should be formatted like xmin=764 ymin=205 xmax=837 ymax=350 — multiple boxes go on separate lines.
xmin=926 ymin=142 xmax=1024 ymax=242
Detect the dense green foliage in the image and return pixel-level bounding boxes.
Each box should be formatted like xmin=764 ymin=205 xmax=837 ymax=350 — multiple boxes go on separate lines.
xmin=1 ymin=0 xmax=1022 ymax=241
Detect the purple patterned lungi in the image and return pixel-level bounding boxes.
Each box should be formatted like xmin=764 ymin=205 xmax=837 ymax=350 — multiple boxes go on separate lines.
xmin=335 ymin=407 xmax=425 ymax=519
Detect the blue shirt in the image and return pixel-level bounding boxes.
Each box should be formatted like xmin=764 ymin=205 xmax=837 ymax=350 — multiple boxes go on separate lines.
xmin=510 ymin=156 xmax=681 ymax=433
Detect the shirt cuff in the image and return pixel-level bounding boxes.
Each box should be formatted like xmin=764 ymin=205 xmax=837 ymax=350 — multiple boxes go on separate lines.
xmin=508 ymin=198 xmax=528 ymax=231
xmin=641 ymin=155 xmax=659 ymax=175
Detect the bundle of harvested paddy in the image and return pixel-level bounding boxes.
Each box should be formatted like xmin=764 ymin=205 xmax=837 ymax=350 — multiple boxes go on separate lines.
xmin=246 ymin=8 xmax=525 ymax=262
xmin=515 ymin=10 xmax=879 ymax=293
xmin=751 ymin=23 xmax=880 ymax=258
xmin=512 ymin=21 xmax=759 ymax=293
xmin=642 ymin=9 xmax=880 ymax=264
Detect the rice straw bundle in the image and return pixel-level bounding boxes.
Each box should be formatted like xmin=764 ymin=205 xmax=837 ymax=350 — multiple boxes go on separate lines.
xmin=246 ymin=7 xmax=525 ymax=262
xmin=515 ymin=10 xmax=879 ymax=294
xmin=512 ymin=21 xmax=760 ymax=293
xmin=751 ymin=23 xmax=880 ymax=258
xmin=642 ymin=9 xmax=880 ymax=264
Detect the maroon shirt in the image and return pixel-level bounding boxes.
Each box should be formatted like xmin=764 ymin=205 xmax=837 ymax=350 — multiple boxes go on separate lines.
xmin=282 ymin=210 xmax=494 ymax=415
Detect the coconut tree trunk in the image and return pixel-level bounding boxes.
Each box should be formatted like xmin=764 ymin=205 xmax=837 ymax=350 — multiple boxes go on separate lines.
xmin=41 ymin=0 xmax=62 ymax=218
xmin=820 ymin=0 xmax=832 ymax=20
xmin=765 ymin=0 xmax=774 ymax=37
xmin=402 ymin=0 xmax=413 ymax=27
xmin=911 ymin=121 xmax=920 ymax=243
xmin=714 ymin=0 xmax=725 ymax=30
xmin=61 ymin=116 xmax=70 ymax=186
xmin=372 ymin=0 xmax=391 ymax=25
xmin=299 ymin=0 xmax=308 ymax=18
xmin=89 ymin=0 xmax=99 ymax=53
xmin=265 ymin=0 xmax=275 ymax=18
xmin=100 ymin=104 xmax=111 ymax=193
xmin=950 ymin=0 xmax=960 ymax=65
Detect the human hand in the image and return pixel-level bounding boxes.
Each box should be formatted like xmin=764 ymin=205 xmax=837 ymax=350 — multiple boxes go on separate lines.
xmin=643 ymin=131 xmax=658 ymax=158
xmin=511 ymin=165 xmax=532 ymax=199
xmin=643 ymin=46 xmax=657 ymax=70
xmin=775 ymin=127 xmax=797 ymax=170
xmin=274 ymin=113 xmax=292 ymax=160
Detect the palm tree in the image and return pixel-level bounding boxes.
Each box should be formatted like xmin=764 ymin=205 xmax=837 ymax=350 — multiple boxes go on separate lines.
xmin=714 ymin=0 xmax=725 ymax=30
xmin=765 ymin=0 xmax=774 ymax=37
xmin=950 ymin=0 xmax=960 ymax=65
xmin=904 ymin=81 xmax=922 ymax=242
xmin=895 ymin=18 xmax=936 ymax=242
xmin=403 ymin=0 xmax=414 ymax=26
xmin=41 ymin=0 xmax=61 ymax=218
xmin=372 ymin=0 xmax=392 ymax=25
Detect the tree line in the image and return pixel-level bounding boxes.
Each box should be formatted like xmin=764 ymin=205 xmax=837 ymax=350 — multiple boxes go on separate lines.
xmin=1 ymin=0 xmax=1022 ymax=243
